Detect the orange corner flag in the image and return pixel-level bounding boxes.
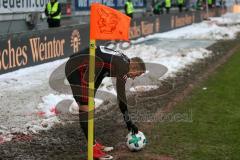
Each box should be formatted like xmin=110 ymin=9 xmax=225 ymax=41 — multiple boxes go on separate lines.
xmin=90 ymin=3 xmax=131 ymax=41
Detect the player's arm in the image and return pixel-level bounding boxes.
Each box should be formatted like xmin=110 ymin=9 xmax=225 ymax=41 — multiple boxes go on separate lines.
xmin=116 ymin=77 xmax=138 ymax=134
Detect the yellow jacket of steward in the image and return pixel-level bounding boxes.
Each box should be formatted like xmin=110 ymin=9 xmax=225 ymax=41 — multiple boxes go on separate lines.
xmin=125 ymin=1 xmax=134 ymax=14
xmin=178 ymin=0 xmax=184 ymax=5
xmin=47 ymin=2 xmax=61 ymax=19
xmin=165 ymin=0 xmax=171 ymax=7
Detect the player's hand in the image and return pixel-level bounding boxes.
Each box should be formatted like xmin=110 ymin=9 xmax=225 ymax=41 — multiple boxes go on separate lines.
xmin=126 ymin=121 xmax=138 ymax=134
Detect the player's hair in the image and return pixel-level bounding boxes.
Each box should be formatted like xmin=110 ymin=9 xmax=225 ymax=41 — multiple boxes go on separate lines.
xmin=130 ymin=57 xmax=146 ymax=72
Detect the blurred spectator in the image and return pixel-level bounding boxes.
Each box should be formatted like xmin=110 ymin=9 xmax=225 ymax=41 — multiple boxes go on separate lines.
xmin=45 ymin=0 xmax=61 ymax=28
xmin=146 ymin=0 xmax=154 ymax=14
xmin=125 ymin=0 xmax=134 ymax=18
xmin=153 ymin=1 xmax=164 ymax=14
xmin=165 ymin=0 xmax=171 ymax=13
xmin=196 ymin=0 xmax=203 ymax=10
xmin=219 ymin=0 xmax=226 ymax=8
xmin=185 ymin=0 xmax=191 ymax=11
xmin=177 ymin=0 xmax=184 ymax=12
xmin=208 ymin=0 xmax=213 ymax=8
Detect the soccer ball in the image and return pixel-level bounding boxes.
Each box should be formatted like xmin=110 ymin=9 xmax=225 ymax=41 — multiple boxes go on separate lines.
xmin=126 ymin=131 xmax=147 ymax=151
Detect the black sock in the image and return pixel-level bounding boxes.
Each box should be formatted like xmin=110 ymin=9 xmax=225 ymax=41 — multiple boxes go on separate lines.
xmin=79 ymin=110 xmax=95 ymax=145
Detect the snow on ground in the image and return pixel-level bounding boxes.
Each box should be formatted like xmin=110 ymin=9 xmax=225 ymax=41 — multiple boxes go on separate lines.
xmin=119 ymin=45 xmax=212 ymax=78
xmin=210 ymin=13 xmax=240 ymax=26
xmin=132 ymin=14 xmax=240 ymax=42
xmin=1 ymin=13 xmax=240 ymax=143
xmin=153 ymin=22 xmax=239 ymax=40
xmin=130 ymin=85 xmax=159 ymax=92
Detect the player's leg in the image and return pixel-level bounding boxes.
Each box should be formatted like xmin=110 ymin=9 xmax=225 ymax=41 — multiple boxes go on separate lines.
xmin=69 ymin=77 xmax=113 ymax=158
xmin=79 ymin=105 xmax=113 ymax=159
xmin=78 ymin=104 xmax=91 ymax=139
xmin=65 ymin=57 xmax=92 ymax=141
xmin=65 ymin=57 xmax=113 ymax=159
xmin=93 ymin=72 xmax=114 ymax=153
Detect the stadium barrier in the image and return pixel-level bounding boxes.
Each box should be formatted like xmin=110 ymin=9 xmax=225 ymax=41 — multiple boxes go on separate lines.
xmin=0 ymin=8 xmax=226 ymax=75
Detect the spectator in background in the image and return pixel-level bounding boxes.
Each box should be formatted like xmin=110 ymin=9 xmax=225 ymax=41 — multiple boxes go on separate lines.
xmin=153 ymin=0 xmax=164 ymax=14
xmin=178 ymin=0 xmax=184 ymax=12
xmin=165 ymin=0 xmax=171 ymax=13
xmin=219 ymin=0 xmax=226 ymax=8
xmin=146 ymin=0 xmax=154 ymax=15
xmin=45 ymin=0 xmax=61 ymax=28
xmin=208 ymin=0 xmax=213 ymax=8
xmin=197 ymin=0 xmax=203 ymax=10
xmin=185 ymin=0 xmax=190 ymax=11
xmin=125 ymin=0 xmax=134 ymax=18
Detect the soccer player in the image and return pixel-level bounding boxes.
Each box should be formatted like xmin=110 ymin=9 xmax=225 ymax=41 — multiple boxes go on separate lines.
xmin=65 ymin=46 xmax=146 ymax=159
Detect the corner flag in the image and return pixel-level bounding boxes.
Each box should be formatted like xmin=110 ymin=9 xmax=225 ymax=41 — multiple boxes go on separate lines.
xmin=90 ymin=3 xmax=131 ymax=40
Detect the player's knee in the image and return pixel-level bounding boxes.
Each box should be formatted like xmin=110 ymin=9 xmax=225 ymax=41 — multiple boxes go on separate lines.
xmin=79 ymin=105 xmax=88 ymax=121
xmin=79 ymin=105 xmax=89 ymax=112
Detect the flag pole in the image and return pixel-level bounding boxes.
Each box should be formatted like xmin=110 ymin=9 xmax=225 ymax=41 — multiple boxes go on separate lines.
xmin=88 ymin=3 xmax=131 ymax=159
xmin=88 ymin=39 xmax=96 ymax=160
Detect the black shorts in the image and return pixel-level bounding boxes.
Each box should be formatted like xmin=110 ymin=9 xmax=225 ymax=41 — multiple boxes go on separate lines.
xmin=66 ymin=67 xmax=88 ymax=105
xmin=65 ymin=54 xmax=106 ymax=106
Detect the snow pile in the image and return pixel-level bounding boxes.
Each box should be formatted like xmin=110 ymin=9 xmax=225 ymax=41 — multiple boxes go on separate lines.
xmin=133 ymin=20 xmax=240 ymax=42
xmin=159 ymin=48 xmax=212 ymax=77
xmin=0 ymin=126 xmax=13 ymax=144
xmin=121 ymin=44 xmax=212 ymax=78
xmin=130 ymin=85 xmax=159 ymax=92
xmin=36 ymin=94 xmax=104 ymax=117
xmin=97 ymin=77 xmax=117 ymax=96
xmin=24 ymin=94 xmax=104 ymax=134
xmin=210 ymin=13 xmax=240 ymax=26
xmin=37 ymin=94 xmax=74 ymax=117
xmin=25 ymin=117 xmax=61 ymax=134
xmin=0 ymin=59 xmax=67 ymax=90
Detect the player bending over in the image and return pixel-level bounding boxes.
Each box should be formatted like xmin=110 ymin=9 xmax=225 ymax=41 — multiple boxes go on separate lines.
xmin=65 ymin=46 xmax=146 ymax=159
